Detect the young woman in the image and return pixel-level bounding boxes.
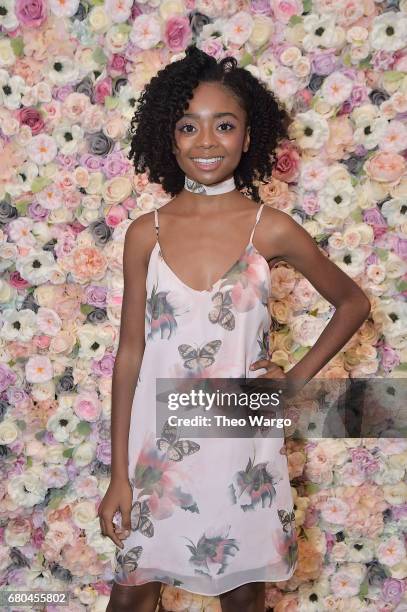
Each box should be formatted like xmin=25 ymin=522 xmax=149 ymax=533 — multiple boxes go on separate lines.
xmin=98 ymin=45 xmax=371 ymax=612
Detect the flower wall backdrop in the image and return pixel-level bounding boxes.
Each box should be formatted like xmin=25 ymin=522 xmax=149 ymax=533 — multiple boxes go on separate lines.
xmin=0 ymin=0 xmax=407 ymax=610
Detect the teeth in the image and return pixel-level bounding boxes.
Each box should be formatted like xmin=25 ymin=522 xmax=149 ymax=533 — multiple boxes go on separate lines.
xmin=193 ymin=157 xmax=223 ymax=163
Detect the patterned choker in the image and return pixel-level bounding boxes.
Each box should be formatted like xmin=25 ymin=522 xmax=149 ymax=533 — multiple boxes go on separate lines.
xmin=184 ymin=175 xmax=236 ymax=195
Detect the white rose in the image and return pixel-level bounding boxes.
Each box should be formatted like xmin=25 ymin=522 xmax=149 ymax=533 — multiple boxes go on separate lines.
xmin=0 ymin=279 xmax=16 ymax=303
xmin=88 ymin=6 xmax=111 ymax=33
xmin=0 ymin=419 xmax=19 ymax=445
xmin=72 ymin=500 xmax=97 ymax=529
xmin=249 ymin=16 xmax=273 ymax=49
xmin=73 ymin=441 xmax=95 ymax=466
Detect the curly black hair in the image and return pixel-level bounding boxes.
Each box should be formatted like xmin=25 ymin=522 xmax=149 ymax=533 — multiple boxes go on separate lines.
xmin=127 ymin=44 xmax=292 ymax=203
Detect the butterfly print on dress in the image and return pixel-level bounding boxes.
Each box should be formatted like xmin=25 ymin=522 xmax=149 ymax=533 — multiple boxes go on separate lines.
xmin=178 ymin=339 xmax=222 ymax=371
xmin=156 ymin=419 xmax=200 ymax=462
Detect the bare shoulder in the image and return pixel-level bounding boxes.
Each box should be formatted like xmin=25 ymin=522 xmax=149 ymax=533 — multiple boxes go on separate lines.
xmin=124 ymin=210 xmax=157 ymax=265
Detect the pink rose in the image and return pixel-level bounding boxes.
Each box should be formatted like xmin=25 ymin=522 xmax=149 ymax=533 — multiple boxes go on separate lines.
xmin=17 ymin=107 xmax=45 ymax=135
xmin=73 ymin=391 xmax=102 ymax=422
xmin=163 ymin=16 xmax=192 ymax=52
xmin=301 ymin=192 xmax=320 ymax=215
xmin=32 ymin=335 xmax=51 ymax=350
xmin=105 ymin=205 xmax=127 ymax=227
xmin=108 ymin=54 xmax=127 ymax=75
xmin=271 ymin=0 xmax=302 ymax=23
xmin=122 ymin=197 xmax=137 ymax=211
xmin=272 ymin=144 xmax=301 ymax=183
xmin=15 ymin=0 xmax=47 ymax=27
xmin=364 ymin=151 xmax=406 ymax=183
xmin=8 ymin=271 xmax=30 ymax=289
xmin=94 ymin=78 xmax=112 ymax=105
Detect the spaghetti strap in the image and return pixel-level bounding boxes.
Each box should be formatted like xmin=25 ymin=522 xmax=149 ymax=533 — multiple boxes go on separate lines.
xmin=249 ymin=203 xmax=265 ymax=245
xmin=154 ymin=208 xmax=159 ymax=239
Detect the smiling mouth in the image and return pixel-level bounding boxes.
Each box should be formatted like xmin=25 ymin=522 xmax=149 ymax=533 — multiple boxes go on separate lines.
xmin=191 ymin=156 xmax=224 ymax=169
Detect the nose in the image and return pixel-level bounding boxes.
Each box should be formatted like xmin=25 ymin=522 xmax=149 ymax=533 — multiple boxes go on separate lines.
xmin=197 ymin=124 xmax=217 ymax=149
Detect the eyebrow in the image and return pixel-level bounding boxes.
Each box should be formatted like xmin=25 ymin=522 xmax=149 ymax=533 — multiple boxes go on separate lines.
xmin=180 ymin=112 xmax=239 ymax=119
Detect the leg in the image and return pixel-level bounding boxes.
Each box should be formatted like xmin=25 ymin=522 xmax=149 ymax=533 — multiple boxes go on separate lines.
xmin=219 ymin=582 xmax=265 ymax=612
xmin=106 ymin=581 xmax=162 ymax=612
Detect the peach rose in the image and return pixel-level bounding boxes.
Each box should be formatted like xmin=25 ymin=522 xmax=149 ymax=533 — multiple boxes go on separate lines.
xmin=70 ymin=246 xmax=108 ymax=283
xmin=259 ymin=179 xmax=295 ymax=212
xmin=364 ymin=151 xmax=406 ymax=183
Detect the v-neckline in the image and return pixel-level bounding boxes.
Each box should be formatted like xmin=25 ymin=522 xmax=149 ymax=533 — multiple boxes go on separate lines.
xmin=154 ymin=240 xmax=256 ymax=295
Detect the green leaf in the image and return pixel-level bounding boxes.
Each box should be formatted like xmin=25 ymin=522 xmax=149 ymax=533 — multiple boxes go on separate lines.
xmin=302 ymin=0 xmax=312 ymax=12
xmin=116 ymin=24 xmax=131 ymax=35
xmin=239 ymin=52 xmax=253 ymax=68
xmin=76 ymin=421 xmax=92 ymax=436
xmin=92 ymin=47 xmax=107 ymax=65
xmin=293 ymin=345 xmax=310 ymax=360
xmin=31 ymin=176 xmax=52 ymax=194
xmin=35 ymin=430 xmax=46 ymax=441
xmin=358 ymin=55 xmax=372 ymax=69
xmin=80 ymin=304 xmax=94 ymax=315
xmin=376 ymin=248 xmax=389 ymax=261
xmin=350 ymin=209 xmax=363 ymax=222
xmin=305 ymin=483 xmax=320 ymax=494
xmin=10 ymin=37 xmax=24 ymax=58
xmin=396 ymin=280 xmax=407 ymax=292
xmin=15 ymin=200 xmax=30 ymax=216
xmin=384 ymin=71 xmax=405 ymax=82
xmin=358 ymin=577 xmax=369 ymax=601
xmin=342 ymin=53 xmax=352 ymax=67
xmin=26 ymin=456 xmax=33 ymax=467
xmin=289 ymin=15 xmax=303 ymax=25
xmin=62 ymin=448 xmax=74 ymax=458
xmin=395 ymin=362 xmax=407 ymax=371
xmin=105 ymin=95 xmax=119 ymax=110
xmin=47 ymin=493 xmax=65 ymax=509
xmin=16 ymin=419 xmax=26 ymax=430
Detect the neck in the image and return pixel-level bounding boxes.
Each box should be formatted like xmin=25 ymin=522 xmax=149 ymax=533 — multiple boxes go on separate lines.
xmin=183 ymin=174 xmax=236 ymax=197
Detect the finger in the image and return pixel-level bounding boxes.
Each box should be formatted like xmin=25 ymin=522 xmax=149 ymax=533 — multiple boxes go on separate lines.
xmin=121 ymin=509 xmax=132 ymax=537
xmin=105 ymin=522 xmax=125 ymax=549
xmin=249 ymin=359 xmax=269 ymax=370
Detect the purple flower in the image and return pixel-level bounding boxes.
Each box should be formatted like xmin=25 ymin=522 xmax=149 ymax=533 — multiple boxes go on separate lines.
xmin=381 ymin=578 xmax=405 ymax=605
xmin=96 ymin=440 xmax=111 ymax=464
xmin=0 ymin=364 xmax=17 ymax=393
xmin=250 ymin=0 xmax=272 ymax=15
xmin=55 ymin=153 xmax=77 ymax=171
xmin=372 ymin=50 xmax=396 ymax=71
xmin=92 ymin=353 xmax=115 ymax=377
xmin=85 ymin=285 xmax=107 ymax=308
xmin=52 ymin=84 xmax=74 ymax=102
xmin=27 ymin=201 xmax=49 ymax=221
xmin=15 ymin=0 xmax=47 ymax=27
xmin=103 ymin=152 xmax=132 ymax=178
xmin=391 ymin=503 xmax=407 ymax=521
xmin=350 ymin=85 xmax=369 ymax=106
xmin=79 ymin=154 xmax=105 ymax=171
xmin=379 ymin=344 xmax=401 ymax=372
xmin=5 ymin=386 xmax=28 ymax=405
xmin=310 ymin=51 xmax=338 ymax=76
xmin=350 ymin=448 xmax=380 ymax=474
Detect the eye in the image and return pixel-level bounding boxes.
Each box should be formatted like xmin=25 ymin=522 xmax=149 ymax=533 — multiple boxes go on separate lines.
xmin=178 ymin=121 xmax=235 ymax=134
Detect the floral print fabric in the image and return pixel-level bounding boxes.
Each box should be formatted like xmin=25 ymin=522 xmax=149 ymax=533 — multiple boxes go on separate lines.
xmin=113 ymin=203 xmax=298 ymax=596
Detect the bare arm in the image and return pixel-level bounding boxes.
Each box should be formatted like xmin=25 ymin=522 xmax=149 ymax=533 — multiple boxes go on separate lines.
xmin=265 ymin=210 xmax=371 ymax=391
xmin=110 ymin=213 xmax=153 ymax=482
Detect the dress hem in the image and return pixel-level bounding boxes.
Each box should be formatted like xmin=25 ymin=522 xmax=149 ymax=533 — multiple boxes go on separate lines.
xmin=113 ymin=559 xmax=298 ymax=597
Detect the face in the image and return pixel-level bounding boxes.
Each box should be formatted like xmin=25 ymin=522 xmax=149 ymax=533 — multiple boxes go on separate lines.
xmin=172 ymin=81 xmax=250 ymax=185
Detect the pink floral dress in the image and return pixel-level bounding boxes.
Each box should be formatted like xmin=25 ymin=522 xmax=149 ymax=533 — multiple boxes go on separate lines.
xmin=113 ymin=203 xmax=298 ymax=596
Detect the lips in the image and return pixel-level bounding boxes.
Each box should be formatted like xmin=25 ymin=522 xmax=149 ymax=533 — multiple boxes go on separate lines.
xmin=191 ymin=156 xmax=224 ymax=171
